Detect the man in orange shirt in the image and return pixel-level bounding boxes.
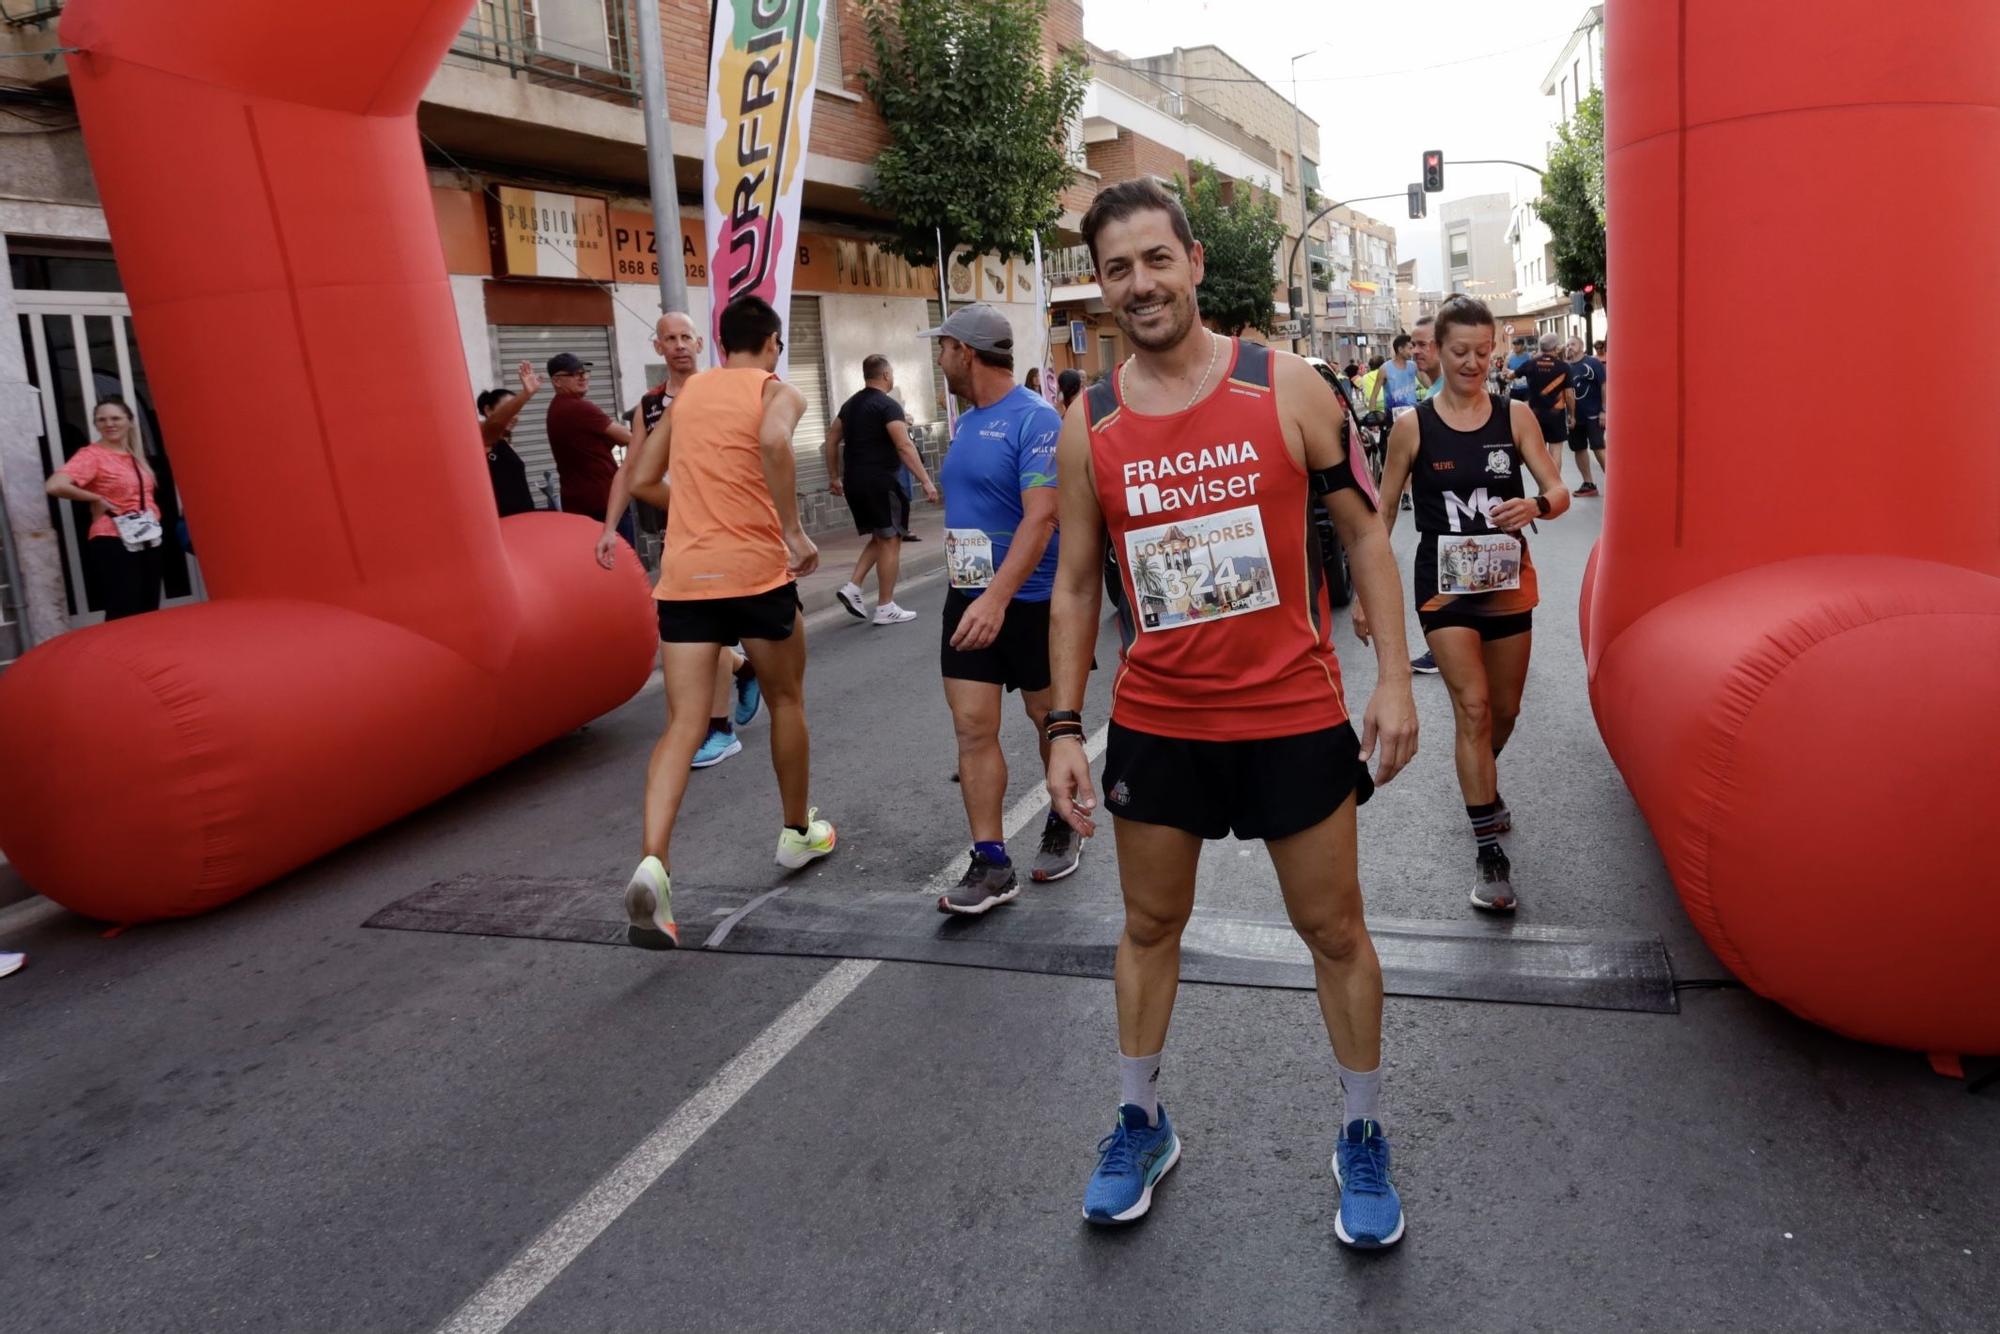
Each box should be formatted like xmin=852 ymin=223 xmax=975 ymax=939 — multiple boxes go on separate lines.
xmin=616 ymin=295 xmax=837 ymax=948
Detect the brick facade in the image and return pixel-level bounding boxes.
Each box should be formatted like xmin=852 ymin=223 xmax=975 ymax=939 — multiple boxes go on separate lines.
xmin=1084 ymin=131 xmax=1189 ymax=188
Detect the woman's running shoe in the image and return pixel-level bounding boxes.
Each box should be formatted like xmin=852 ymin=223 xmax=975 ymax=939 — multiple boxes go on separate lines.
xmin=1471 ymin=846 xmax=1517 ymax=912
xmin=1332 ymin=1118 xmax=1405 ymax=1249
xmin=691 ymin=730 xmax=742 ymax=769
xmin=733 ymin=674 xmax=762 ymax=727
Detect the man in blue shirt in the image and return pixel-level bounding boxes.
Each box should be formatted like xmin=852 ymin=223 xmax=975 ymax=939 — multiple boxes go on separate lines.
xmin=922 ymin=303 xmax=1083 ymax=912
xmin=1565 ymin=336 xmax=1607 ymax=494
xmin=1367 ymin=333 xmax=1421 ymax=413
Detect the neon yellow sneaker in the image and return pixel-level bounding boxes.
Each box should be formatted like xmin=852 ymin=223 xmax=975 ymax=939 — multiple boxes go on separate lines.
xmin=623 ymin=855 xmax=678 ymax=950
xmin=775 ymin=807 xmax=837 ymax=869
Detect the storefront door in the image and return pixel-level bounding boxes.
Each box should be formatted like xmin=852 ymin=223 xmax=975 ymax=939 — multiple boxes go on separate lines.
xmin=16 ymin=289 xmax=205 ymax=629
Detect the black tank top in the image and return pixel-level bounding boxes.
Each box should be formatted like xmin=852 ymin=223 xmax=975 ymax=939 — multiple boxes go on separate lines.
xmin=1409 ymin=394 xmax=1539 ymax=616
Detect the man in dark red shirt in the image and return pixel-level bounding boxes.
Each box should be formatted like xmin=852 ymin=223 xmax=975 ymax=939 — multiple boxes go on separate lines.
xmin=545 ymin=352 xmax=631 ymax=532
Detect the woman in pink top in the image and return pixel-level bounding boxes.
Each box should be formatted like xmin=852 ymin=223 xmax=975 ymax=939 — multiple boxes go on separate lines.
xmin=44 ymin=396 xmax=165 ymax=620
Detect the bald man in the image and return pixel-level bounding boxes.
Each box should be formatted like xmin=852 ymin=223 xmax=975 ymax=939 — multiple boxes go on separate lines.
xmin=600 ymin=311 xmax=760 ymax=768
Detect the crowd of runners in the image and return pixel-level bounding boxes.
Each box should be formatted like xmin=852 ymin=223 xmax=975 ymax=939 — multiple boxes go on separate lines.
xmin=556 ymin=176 xmax=1581 ymax=1253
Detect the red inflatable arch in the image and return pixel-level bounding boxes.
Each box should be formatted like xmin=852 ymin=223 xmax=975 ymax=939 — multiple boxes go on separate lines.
xmin=0 ymin=0 xmax=657 ymax=921
xmin=1588 ymin=0 xmax=2000 ymax=1054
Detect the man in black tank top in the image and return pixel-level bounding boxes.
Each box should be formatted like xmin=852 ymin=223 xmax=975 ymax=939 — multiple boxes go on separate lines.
xmin=1371 ymin=296 xmax=1570 ymax=914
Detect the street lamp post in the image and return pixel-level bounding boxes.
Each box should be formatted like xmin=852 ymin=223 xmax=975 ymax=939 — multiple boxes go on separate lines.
xmin=1289 ymin=49 xmax=1314 ymax=356
xmin=635 ymin=0 xmax=690 ymax=317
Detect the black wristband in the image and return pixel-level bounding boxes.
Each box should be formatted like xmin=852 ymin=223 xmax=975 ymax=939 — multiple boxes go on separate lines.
xmin=1535 ymin=494 xmax=1552 ymax=517
xmin=1044 ymin=710 xmax=1083 ymax=727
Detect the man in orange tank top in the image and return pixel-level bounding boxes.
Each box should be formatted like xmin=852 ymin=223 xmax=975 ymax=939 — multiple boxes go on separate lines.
xmin=613 ymin=296 xmax=837 ymax=950
xmin=1046 ymin=180 xmax=1419 ymax=1248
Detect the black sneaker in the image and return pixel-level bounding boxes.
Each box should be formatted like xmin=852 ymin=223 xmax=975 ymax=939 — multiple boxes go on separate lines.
xmin=1576 ymin=482 xmax=1599 ymax=496
xmin=1410 ymin=650 xmax=1440 ymax=674
xmin=1470 ymin=847 xmax=1517 ymax=913
xmin=938 ymin=851 xmax=1019 ymax=915
xmin=1030 ymin=813 xmax=1083 ymax=883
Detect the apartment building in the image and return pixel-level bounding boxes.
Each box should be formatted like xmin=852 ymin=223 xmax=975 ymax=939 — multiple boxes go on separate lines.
xmin=1116 ymin=44 xmax=1341 ymax=357
xmin=1048 ymin=46 xmax=1292 ymax=375
xmin=0 ymin=0 xmax=1082 ymax=656
xmin=1511 ymin=5 xmax=1606 ymax=342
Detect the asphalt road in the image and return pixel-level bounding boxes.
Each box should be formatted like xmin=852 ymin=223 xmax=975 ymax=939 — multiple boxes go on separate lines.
xmin=2 ymin=489 xmax=1994 ymax=1333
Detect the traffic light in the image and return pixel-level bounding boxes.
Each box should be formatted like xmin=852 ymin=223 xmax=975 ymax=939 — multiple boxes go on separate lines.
xmin=1422 ymin=150 xmax=1444 ymax=192
xmin=1408 ymin=183 xmax=1426 ymax=219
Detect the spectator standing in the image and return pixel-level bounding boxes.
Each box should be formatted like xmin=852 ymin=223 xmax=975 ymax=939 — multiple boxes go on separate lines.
xmin=1520 ymin=333 xmax=1572 ymax=459
xmin=546 ymin=352 xmax=634 ymax=543
xmin=477 ymin=360 xmax=542 ymax=517
xmin=826 ymin=354 xmax=938 ymax=624
xmin=43 ymin=396 xmax=164 ymax=620
xmin=1056 ymin=368 xmax=1084 ymax=414
xmin=1567 ymin=338 xmax=1608 ymax=494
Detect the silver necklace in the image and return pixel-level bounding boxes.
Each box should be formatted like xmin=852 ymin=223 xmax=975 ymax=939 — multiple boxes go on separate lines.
xmin=1125 ymin=330 xmax=1221 ymax=413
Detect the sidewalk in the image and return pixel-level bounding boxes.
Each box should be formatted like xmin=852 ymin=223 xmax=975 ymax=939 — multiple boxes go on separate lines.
xmin=794 ymin=503 xmax=946 ymax=615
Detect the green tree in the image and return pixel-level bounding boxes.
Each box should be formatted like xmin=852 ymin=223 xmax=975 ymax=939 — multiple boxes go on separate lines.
xmin=860 ymin=0 xmax=1088 ymax=269
xmin=1538 ymin=88 xmax=1607 ymax=304
xmin=1169 ymin=163 xmax=1286 ymax=336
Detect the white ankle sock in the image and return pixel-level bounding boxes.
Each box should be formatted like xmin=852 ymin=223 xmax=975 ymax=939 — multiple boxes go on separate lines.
xmin=1119 ymin=1050 xmax=1162 ymax=1124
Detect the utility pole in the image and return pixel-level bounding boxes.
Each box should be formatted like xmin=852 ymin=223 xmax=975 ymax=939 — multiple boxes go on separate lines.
xmin=1289 ymin=50 xmax=1314 ymax=357
xmin=635 ymin=0 xmax=690 ymax=317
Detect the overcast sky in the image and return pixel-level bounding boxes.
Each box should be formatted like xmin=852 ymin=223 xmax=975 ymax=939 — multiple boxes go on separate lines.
xmin=1083 ymin=0 xmax=1590 ymax=290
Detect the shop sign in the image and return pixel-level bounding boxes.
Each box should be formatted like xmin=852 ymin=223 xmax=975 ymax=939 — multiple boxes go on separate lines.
xmin=488 ymin=186 xmax=612 ymax=282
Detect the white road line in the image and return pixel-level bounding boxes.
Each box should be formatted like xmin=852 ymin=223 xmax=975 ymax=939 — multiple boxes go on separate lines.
xmin=434 ymin=957 xmax=879 ymax=1334
xmin=925 ymin=724 xmax=1109 ymax=895
xmin=439 ymin=657 xmax=1086 ymax=1332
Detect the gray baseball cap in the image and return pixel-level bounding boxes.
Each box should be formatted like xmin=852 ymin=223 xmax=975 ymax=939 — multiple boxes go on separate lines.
xmin=918 ymin=303 xmax=1015 ymax=355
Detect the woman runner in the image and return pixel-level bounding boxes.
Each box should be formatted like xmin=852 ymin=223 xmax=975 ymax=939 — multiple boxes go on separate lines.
xmin=1367 ymin=296 xmax=1569 ymax=911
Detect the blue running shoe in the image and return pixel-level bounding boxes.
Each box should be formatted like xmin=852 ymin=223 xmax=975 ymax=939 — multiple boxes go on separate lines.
xmin=1410 ymin=650 xmax=1439 ymax=675
xmin=1083 ymin=1103 xmax=1180 ymax=1224
xmin=732 ymin=673 xmax=762 ymax=727
xmin=691 ymin=730 xmax=742 ymax=769
xmin=1332 ymin=1118 xmax=1405 ymax=1249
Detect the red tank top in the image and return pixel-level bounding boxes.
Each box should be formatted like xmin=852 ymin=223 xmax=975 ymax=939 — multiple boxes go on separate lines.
xmin=1085 ymin=339 xmax=1347 ymax=740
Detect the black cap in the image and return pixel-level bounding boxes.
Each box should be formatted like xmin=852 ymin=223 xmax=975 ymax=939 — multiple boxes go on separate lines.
xmin=547 ymin=352 xmax=593 ymax=376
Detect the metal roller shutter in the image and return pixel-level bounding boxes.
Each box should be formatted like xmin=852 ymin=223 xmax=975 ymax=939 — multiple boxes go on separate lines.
xmin=787 ymin=294 xmax=831 ymax=494
xmin=494 ymin=324 xmax=621 ymax=510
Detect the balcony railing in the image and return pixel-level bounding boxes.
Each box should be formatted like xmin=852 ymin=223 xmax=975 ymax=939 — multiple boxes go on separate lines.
xmin=1046 ymin=244 xmax=1098 ymax=286
xmin=1089 ymin=55 xmax=1279 ymax=172
xmin=450 ymin=0 xmax=637 ymax=97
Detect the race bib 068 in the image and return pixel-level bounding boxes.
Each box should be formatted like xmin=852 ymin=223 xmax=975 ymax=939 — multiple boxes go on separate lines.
xmin=1122 ymin=504 xmax=1280 ymax=633
xmin=946 ymin=528 xmax=994 ymax=590
xmin=1437 ymin=533 xmax=1523 ymax=595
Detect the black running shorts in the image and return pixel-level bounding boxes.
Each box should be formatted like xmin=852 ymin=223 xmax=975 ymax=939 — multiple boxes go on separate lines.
xmin=844 ymin=482 xmax=908 ymax=540
xmin=940 ymin=587 xmax=1051 ymax=693
xmin=1418 ymin=606 xmax=1533 ymax=642
xmin=1100 ymin=721 xmax=1372 ymax=842
xmin=657 ymin=582 xmax=800 ymax=643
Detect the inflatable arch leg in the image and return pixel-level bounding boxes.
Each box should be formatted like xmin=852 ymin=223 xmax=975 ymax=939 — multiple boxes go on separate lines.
xmin=0 ymin=0 xmax=658 ymax=921
xmin=1586 ymin=0 xmax=2000 ymax=1054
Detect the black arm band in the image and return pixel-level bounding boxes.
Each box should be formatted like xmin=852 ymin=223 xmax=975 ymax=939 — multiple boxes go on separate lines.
xmin=1310 ymin=463 xmax=1360 ymax=498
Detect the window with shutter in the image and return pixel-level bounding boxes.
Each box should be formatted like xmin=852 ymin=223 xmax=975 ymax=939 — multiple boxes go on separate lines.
xmin=816 ymin=0 xmax=843 ymax=92
xmin=786 ymin=295 xmax=832 ymax=494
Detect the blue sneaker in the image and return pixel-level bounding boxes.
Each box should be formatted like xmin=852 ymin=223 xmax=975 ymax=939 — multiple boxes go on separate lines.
xmin=732 ymin=672 xmax=762 ymax=727
xmin=1410 ymin=650 xmax=1439 ymax=675
xmin=1332 ymin=1119 xmax=1405 ymax=1249
xmin=1083 ymin=1103 xmax=1180 ymax=1224
xmin=691 ymin=730 xmax=742 ymax=769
